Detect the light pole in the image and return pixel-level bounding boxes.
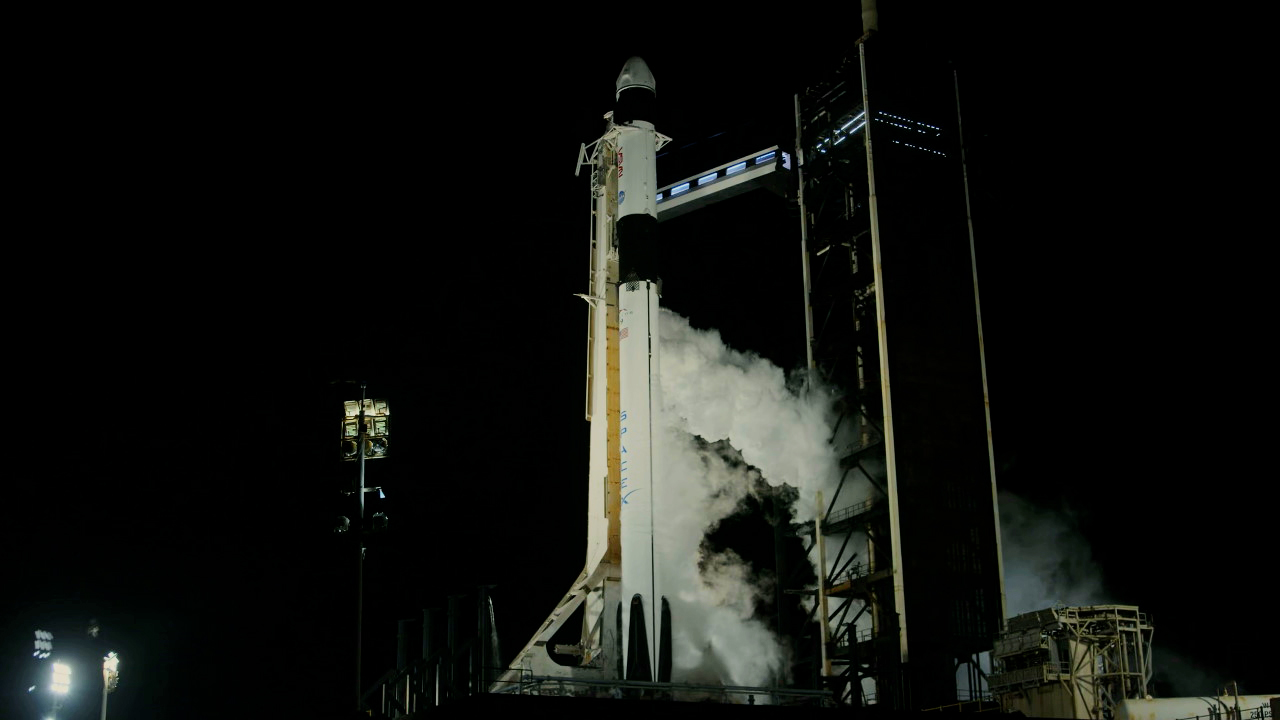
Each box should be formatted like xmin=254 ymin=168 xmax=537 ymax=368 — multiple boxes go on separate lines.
xmin=100 ymin=652 xmax=119 ymax=720
xmin=339 ymin=385 xmax=390 ymax=712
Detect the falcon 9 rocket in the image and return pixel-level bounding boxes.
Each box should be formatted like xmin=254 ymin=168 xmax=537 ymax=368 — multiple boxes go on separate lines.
xmin=497 ymin=57 xmax=671 ymax=688
xmin=614 ymin=55 xmax=668 ymax=683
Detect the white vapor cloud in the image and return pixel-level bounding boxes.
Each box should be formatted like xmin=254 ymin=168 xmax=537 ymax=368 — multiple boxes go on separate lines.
xmin=658 ymin=309 xmax=843 ymax=522
xmin=652 ymin=309 xmax=846 ymax=688
xmin=998 ymin=490 xmax=1108 ymax=615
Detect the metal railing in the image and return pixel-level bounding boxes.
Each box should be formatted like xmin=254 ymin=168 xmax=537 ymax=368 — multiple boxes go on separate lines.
xmin=364 ymin=657 xmax=432 ymax=718
xmin=987 ymin=661 xmax=1070 ymax=691
xmin=489 ymin=673 xmax=836 ymax=707
xmin=923 ymin=699 xmax=1000 ymax=712
xmin=1176 ymin=705 xmax=1274 ymax=720
xmin=829 ymin=561 xmax=874 ymax=586
xmin=365 ymin=658 xmax=501 ymax=717
xmin=833 ymin=623 xmax=875 ymax=648
xmin=825 ymin=498 xmax=879 ymax=526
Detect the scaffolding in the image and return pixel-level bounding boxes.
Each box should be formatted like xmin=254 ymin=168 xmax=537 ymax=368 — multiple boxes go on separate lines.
xmin=989 ymin=605 xmax=1154 ymax=720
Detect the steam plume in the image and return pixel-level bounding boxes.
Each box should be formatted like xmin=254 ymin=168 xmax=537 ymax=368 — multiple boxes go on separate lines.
xmin=998 ymin=490 xmax=1107 ymax=615
xmin=654 ymin=309 xmax=843 ymax=687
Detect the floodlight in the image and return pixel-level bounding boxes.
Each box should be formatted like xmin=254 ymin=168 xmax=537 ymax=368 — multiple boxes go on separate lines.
xmin=34 ymin=629 xmax=53 ymax=659
xmin=103 ymin=651 xmax=120 ymax=693
xmin=365 ymin=437 xmax=388 ymax=459
xmin=51 ymin=662 xmax=71 ymax=694
xmin=340 ymin=398 xmax=390 ymax=461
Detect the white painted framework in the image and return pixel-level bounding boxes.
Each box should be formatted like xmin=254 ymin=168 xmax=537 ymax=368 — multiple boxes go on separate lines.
xmin=990 ymin=605 xmax=1154 ymax=719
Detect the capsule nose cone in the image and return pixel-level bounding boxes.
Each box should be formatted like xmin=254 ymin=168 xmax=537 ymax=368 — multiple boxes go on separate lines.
xmin=616 ymin=56 xmax=656 ymax=99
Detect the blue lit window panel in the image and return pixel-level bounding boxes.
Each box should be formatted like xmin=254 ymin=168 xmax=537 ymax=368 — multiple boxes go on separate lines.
xmin=727 ymin=161 xmax=747 ymax=175
xmin=697 ymin=172 xmax=718 ymax=186
xmin=755 ymin=151 xmax=776 ymax=164
xmin=671 ymin=182 xmax=690 ymax=196
xmin=782 ymin=152 xmax=792 ymax=169
xmin=657 ymin=192 xmax=664 ymax=201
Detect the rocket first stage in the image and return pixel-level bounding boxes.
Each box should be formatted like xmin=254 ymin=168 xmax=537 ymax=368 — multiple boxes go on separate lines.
xmin=496 ymin=57 xmax=672 ymax=688
xmin=614 ymin=56 xmax=670 ymax=683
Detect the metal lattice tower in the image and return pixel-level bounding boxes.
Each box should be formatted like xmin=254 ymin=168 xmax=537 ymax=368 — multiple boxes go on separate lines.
xmin=793 ymin=8 xmax=1004 ymax=710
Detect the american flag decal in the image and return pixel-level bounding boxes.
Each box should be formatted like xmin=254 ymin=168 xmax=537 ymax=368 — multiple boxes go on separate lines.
xmin=620 ymin=327 xmax=630 ymax=339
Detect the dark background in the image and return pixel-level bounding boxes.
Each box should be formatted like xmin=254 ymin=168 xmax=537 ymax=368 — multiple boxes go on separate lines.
xmin=4 ymin=7 xmax=1272 ymax=717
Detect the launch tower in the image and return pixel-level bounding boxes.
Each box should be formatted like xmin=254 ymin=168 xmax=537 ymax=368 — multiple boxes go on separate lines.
xmin=794 ymin=4 xmax=1004 ymax=710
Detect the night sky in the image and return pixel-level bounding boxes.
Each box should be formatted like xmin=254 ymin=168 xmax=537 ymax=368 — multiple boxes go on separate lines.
xmin=4 ymin=8 xmax=1273 ymax=718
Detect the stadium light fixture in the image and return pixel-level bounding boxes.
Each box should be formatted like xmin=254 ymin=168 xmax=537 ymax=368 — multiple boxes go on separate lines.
xmin=340 ymin=398 xmax=390 ymax=461
xmin=102 ymin=651 xmax=120 ymax=720
xmin=34 ymin=629 xmax=53 ymax=659
xmin=51 ymin=662 xmax=71 ymax=694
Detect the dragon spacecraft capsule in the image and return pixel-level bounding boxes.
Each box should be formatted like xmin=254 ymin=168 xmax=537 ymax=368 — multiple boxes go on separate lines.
xmin=614 ymin=55 xmax=671 ymax=683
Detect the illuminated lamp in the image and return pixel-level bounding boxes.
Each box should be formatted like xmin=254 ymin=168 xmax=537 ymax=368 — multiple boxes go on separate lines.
xmin=340 ymin=398 xmax=390 ymax=461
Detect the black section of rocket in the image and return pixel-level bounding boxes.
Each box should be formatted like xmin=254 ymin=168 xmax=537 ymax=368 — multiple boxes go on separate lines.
xmin=615 ymin=60 xmax=660 ymax=286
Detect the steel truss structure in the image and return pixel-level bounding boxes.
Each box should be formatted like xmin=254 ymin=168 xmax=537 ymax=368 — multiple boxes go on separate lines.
xmin=990 ymin=605 xmax=1154 ymax=720
xmin=792 ymin=22 xmax=1004 ymax=712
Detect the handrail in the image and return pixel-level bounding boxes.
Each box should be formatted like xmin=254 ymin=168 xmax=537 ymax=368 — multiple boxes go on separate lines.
xmin=489 ymin=674 xmax=835 ymax=706
xmin=825 ymin=497 xmax=879 ymax=526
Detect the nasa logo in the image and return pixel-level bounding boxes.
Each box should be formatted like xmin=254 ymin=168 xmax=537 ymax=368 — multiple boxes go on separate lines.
xmin=619 ymin=190 xmax=625 ymax=205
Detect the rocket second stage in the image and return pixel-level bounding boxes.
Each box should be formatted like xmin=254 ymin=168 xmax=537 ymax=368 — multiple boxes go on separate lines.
xmin=615 ymin=57 xmax=671 ymax=683
xmin=615 ymin=58 xmax=659 ymax=286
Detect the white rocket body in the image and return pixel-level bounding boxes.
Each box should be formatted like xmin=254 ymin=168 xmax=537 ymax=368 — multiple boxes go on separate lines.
xmin=497 ymin=57 xmax=669 ymax=687
xmin=613 ymin=57 xmax=666 ymax=682
xmin=619 ymin=278 xmax=660 ymax=677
